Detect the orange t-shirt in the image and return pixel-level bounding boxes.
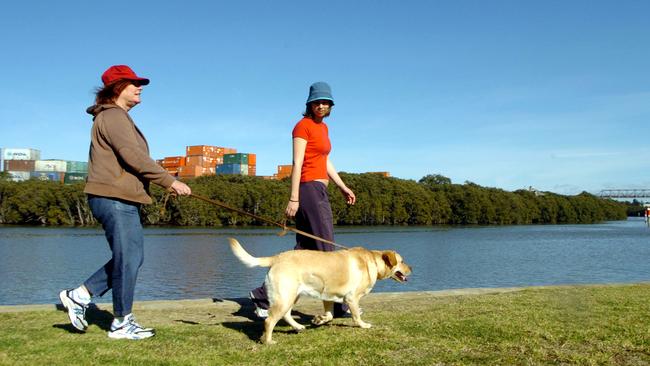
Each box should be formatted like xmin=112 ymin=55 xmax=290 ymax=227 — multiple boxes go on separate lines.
xmin=292 ymin=117 xmax=331 ymax=182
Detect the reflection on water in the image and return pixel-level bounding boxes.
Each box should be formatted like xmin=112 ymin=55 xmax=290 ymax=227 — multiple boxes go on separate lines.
xmin=1 ymin=219 xmax=649 ymax=305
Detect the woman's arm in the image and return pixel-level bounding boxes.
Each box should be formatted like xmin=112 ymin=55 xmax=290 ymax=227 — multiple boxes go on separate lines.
xmin=327 ymin=157 xmax=356 ymax=205
xmin=285 ymin=137 xmax=307 ymax=217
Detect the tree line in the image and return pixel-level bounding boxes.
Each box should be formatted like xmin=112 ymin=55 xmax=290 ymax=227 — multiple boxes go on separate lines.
xmin=0 ymin=172 xmax=627 ymax=226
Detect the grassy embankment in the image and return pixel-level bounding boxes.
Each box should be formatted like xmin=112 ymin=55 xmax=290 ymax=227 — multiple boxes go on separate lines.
xmin=1 ymin=284 xmax=649 ymax=365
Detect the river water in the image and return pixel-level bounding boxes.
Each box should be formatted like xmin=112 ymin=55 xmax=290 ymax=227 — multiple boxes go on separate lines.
xmin=1 ymin=218 xmax=648 ymax=306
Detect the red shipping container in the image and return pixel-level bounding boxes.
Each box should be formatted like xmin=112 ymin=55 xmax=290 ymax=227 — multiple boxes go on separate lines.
xmin=4 ymin=160 xmax=35 ymax=172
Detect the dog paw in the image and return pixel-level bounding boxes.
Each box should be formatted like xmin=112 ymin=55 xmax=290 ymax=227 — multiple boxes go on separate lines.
xmin=261 ymin=338 xmax=276 ymax=345
xmin=358 ymin=321 xmax=372 ymax=329
xmin=293 ymin=324 xmax=306 ymax=332
xmin=311 ymin=314 xmax=333 ymax=326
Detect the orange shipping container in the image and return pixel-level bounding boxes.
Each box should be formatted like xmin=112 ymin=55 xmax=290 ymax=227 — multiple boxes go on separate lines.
xmin=178 ymin=165 xmax=204 ymax=177
xmin=164 ymin=168 xmax=179 ymax=176
xmin=162 ymin=156 xmax=186 ymax=168
xmin=277 ymin=164 xmax=292 ymax=174
xmin=247 ymin=153 xmax=256 ymax=165
xmin=186 ymin=145 xmax=237 ymax=158
xmin=185 ymin=155 xmax=218 ymax=168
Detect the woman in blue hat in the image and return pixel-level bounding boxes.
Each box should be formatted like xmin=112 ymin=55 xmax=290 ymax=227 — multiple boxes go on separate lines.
xmin=250 ymin=81 xmax=356 ymax=319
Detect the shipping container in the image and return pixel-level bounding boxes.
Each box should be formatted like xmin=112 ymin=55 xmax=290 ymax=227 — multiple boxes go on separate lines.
xmin=4 ymin=160 xmax=35 ymax=172
xmin=185 ymin=155 xmax=218 ymax=168
xmin=277 ymin=164 xmax=292 ymax=174
xmin=186 ymin=145 xmax=237 ymax=158
xmin=30 ymin=171 xmax=65 ymax=183
xmin=178 ymin=165 xmax=205 ymax=178
xmin=64 ymin=172 xmax=88 ymax=184
xmin=216 ymin=163 xmax=248 ymax=175
xmin=248 ymin=153 xmax=256 ymax=165
xmin=66 ymin=161 xmax=88 ymax=173
xmin=2 ymin=148 xmax=41 ymax=161
xmin=35 ymin=160 xmax=67 ymax=172
xmin=164 ymin=168 xmax=179 ymax=176
xmin=223 ymin=153 xmax=249 ymax=165
xmin=6 ymin=171 xmax=30 ymax=182
xmin=161 ymin=156 xmax=185 ymax=168
xmin=248 ymin=165 xmax=257 ymax=176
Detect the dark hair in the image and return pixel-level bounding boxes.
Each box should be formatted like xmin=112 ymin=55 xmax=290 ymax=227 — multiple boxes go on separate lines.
xmin=94 ymin=80 xmax=133 ymax=105
xmin=302 ymin=101 xmax=333 ymax=118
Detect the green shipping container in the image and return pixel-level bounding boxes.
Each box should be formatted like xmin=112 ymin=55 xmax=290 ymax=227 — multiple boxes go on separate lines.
xmin=223 ymin=153 xmax=248 ymax=165
xmin=66 ymin=161 xmax=88 ymax=173
xmin=64 ymin=172 xmax=87 ymax=184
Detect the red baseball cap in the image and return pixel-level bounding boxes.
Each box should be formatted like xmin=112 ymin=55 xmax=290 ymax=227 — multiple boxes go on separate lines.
xmin=101 ymin=65 xmax=150 ymax=86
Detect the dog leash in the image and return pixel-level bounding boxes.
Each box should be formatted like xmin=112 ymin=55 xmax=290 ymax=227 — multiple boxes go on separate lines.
xmin=166 ymin=192 xmax=349 ymax=250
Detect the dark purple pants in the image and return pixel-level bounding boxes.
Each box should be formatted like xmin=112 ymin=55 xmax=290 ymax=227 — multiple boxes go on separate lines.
xmin=250 ymin=181 xmax=347 ymax=315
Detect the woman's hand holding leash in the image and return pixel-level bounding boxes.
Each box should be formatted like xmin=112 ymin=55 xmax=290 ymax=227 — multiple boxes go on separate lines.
xmin=170 ymin=180 xmax=192 ymax=196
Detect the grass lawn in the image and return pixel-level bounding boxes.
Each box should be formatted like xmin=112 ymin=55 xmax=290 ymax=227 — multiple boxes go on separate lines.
xmin=1 ymin=284 xmax=649 ymax=365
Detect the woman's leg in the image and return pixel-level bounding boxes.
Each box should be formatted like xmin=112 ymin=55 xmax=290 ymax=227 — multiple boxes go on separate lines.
xmin=295 ymin=182 xmax=334 ymax=251
xmin=84 ymin=197 xmax=144 ymax=317
xmin=295 ymin=182 xmax=348 ymax=316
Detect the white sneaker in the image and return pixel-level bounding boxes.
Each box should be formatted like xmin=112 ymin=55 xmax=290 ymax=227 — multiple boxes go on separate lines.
xmin=108 ymin=314 xmax=155 ymax=340
xmin=249 ymin=291 xmax=269 ymax=319
xmin=254 ymin=307 xmax=269 ymax=319
xmin=59 ymin=288 xmax=89 ymax=332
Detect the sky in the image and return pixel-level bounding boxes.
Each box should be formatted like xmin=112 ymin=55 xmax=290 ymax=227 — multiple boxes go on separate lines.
xmin=1 ymin=0 xmax=649 ymax=195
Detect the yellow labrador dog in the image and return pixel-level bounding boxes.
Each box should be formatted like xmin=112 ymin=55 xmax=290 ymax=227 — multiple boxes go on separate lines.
xmin=228 ymin=238 xmax=411 ymax=344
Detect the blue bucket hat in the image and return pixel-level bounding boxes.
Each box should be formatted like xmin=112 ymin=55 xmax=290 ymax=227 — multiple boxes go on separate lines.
xmin=306 ymin=81 xmax=334 ymax=105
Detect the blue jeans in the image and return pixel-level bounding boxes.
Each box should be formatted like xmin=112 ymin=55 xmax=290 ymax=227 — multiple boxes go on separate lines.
xmin=84 ymin=196 xmax=144 ymax=317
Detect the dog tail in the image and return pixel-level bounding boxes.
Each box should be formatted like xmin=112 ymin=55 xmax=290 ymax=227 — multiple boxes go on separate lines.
xmin=228 ymin=238 xmax=274 ymax=268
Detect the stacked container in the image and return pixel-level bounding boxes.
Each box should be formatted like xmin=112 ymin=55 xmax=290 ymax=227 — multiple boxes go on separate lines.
xmin=30 ymin=171 xmax=65 ymax=183
xmin=32 ymin=159 xmax=67 ymax=183
xmin=160 ymin=156 xmax=185 ymax=176
xmin=2 ymin=148 xmax=41 ymax=182
xmin=217 ymin=153 xmax=257 ymax=176
xmin=3 ymin=148 xmax=41 ymax=161
xmin=248 ymin=154 xmax=256 ymax=176
xmin=65 ymin=160 xmax=88 ymax=184
xmin=179 ymin=145 xmax=236 ymax=178
xmin=275 ymin=164 xmax=292 ymax=180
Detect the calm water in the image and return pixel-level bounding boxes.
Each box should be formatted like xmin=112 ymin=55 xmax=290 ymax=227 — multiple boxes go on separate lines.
xmin=1 ymin=219 xmax=649 ymax=306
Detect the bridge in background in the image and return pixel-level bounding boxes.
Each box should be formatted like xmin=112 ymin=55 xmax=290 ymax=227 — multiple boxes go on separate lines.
xmin=598 ymin=189 xmax=650 ymax=202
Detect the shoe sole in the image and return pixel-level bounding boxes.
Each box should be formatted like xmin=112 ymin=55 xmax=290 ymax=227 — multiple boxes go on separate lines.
xmin=59 ymin=290 xmax=88 ymax=332
xmin=108 ymin=331 xmax=155 ymax=340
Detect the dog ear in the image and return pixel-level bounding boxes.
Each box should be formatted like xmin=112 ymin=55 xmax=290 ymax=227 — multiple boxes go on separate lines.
xmin=382 ymin=251 xmax=398 ymax=268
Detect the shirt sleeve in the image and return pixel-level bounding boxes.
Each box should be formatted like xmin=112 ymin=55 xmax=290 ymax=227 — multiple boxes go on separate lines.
xmin=292 ymin=119 xmax=309 ymax=140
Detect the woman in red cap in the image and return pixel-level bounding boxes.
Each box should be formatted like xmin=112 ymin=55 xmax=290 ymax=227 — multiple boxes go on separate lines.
xmin=59 ymin=65 xmax=192 ymax=340
xmin=249 ymin=81 xmax=356 ymax=320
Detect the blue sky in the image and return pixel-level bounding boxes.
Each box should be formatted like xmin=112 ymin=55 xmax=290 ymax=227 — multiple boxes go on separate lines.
xmin=1 ymin=1 xmax=648 ymax=195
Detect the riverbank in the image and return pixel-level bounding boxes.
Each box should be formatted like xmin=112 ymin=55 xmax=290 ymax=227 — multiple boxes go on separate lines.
xmin=1 ymin=283 xmax=649 ymax=365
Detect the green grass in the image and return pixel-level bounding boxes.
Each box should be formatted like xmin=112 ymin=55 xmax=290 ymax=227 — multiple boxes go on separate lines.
xmin=1 ymin=284 xmax=650 ymax=365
